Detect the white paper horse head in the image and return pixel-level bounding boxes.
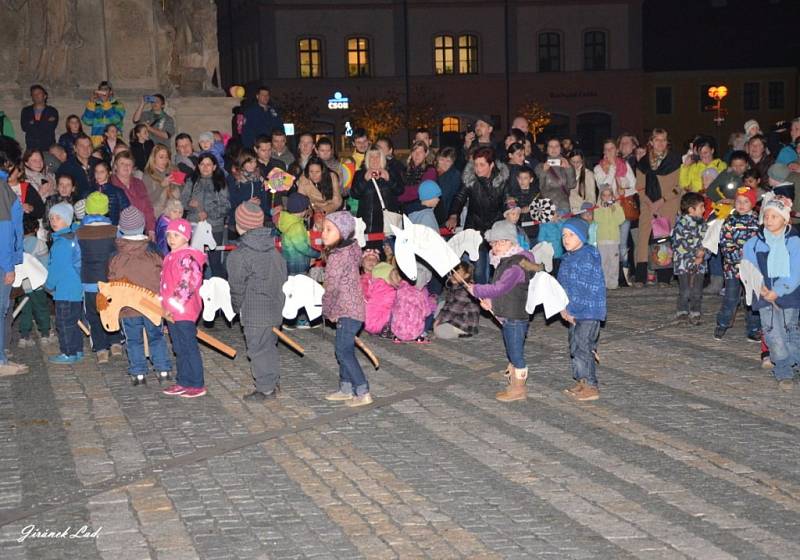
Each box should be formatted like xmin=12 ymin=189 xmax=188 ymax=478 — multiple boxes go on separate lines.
xmin=526 ymin=271 xmax=569 ymax=318
xmin=531 ymin=242 xmax=555 ymax=273
xmin=354 ymin=217 xmax=367 ymax=248
xmin=390 ymin=215 xmax=460 ymax=282
xmin=191 ymin=221 xmax=217 ymax=251
xmin=14 ymin=253 xmax=47 ymax=291
xmin=199 ymin=277 xmax=236 ymax=322
xmin=282 ymin=274 xmax=325 ymax=321
xmin=447 ymin=229 xmax=482 ymax=261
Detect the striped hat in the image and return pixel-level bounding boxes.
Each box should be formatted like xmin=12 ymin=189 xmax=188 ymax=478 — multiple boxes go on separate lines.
xmin=118 ymin=206 xmax=145 ymax=236
xmin=235 ymin=201 xmax=264 ymax=232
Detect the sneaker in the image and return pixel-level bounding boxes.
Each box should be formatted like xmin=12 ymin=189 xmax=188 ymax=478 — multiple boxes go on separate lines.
xmin=76 ymin=352 xmax=84 ymax=359
xmin=762 ymin=355 xmax=774 ymax=370
xmin=157 ymin=371 xmax=171 ymax=383
xmin=325 ymin=390 xmax=353 ymax=401
xmin=96 ymin=350 xmax=110 ymax=364
xmin=283 ymin=322 xmax=297 ymax=331
xmin=346 ymin=393 xmax=373 ymax=407
xmin=17 ymin=337 xmax=34 ymax=348
xmin=563 ymin=381 xmax=583 ymax=396
xmin=48 ymin=354 xmax=78 ymax=365
xmin=378 ymin=326 xmax=393 ymax=339
xmin=414 ymin=335 xmax=431 ymax=344
xmin=713 ymin=326 xmax=726 ymax=340
xmin=746 ymin=333 xmax=761 ymax=342
xmin=110 ymin=343 xmax=124 ymax=357
xmin=569 ymin=380 xmax=600 ymax=401
xmin=162 ymin=384 xmax=188 ymax=396
xmin=778 ymin=379 xmax=794 ymax=392
xmin=689 ymin=314 xmax=702 ymax=326
xmin=180 ymin=387 xmax=207 ymax=398
xmin=243 ymin=390 xmax=277 ymax=402
xmin=0 ymin=361 xmax=28 ymax=377
xmin=296 ymin=318 xmax=311 ymax=330
xmin=131 ymin=374 xmax=146 ymax=386
xmin=38 ymin=334 xmax=57 ymax=346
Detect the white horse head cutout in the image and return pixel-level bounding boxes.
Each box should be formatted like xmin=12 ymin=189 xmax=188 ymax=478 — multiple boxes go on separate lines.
xmin=199 ymin=277 xmax=236 ymax=322
xmin=447 ymin=229 xmax=482 ymax=261
xmin=14 ymin=253 xmax=48 ymax=291
xmin=390 ymin=215 xmax=460 ymax=282
xmin=354 ymin=217 xmax=367 ymax=248
xmin=531 ymin=241 xmax=555 ymax=273
xmin=191 ymin=220 xmax=217 ymax=251
xmin=282 ymin=274 xmax=325 ymax=321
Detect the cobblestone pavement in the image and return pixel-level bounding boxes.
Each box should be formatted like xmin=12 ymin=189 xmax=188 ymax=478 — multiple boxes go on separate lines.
xmin=2 ymin=287 xmax=800 ymax=559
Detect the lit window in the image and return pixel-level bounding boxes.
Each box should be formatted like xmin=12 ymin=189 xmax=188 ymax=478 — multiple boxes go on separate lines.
xmin=434 ymin=35 xmax=455 ymax=75
xmin=442 ymin=117 xmax=460 ymax=133
xmin=298 ymin=38 xmax=322 ymax=78
xmin=583 ymin=31 xmax=607 ymax=71
xmin=347 ymin=37 xmax=370 ymax=77
xmin=538 ymin=32 xmax=561 ymax=72
xmin=458 ymin=35 xmax=478 ymax=74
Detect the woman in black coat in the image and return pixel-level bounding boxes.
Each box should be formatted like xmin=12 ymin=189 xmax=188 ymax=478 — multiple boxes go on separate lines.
xmin=350 ymin=147 xmax=403 ymax=248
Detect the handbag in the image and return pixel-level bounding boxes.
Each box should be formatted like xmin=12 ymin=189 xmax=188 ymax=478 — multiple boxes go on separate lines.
xmin=372 ymin=178 xmax=403 ymax=235
xmin=619 ymin=194 xmax=640 ymax=221
xmin=651 ymin=215 xmax=672 ymax=240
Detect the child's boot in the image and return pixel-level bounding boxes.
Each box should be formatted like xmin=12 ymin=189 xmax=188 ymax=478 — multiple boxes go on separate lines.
xmin=496 ymin=368 xmax=528 ymax=402
xmin=488 ymin=362 xmax=513 ymax=382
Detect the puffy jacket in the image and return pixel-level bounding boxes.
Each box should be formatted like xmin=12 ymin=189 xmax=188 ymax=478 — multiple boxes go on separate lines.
xmin=390 ymin=282 xmax=431 ymax=341
xmin=679 ymin=159 xmax=727 ymax=193
xmin=181 ymin=176 xmax=230 ymax=232
xmin=108 ymin=235 xmax=163 ymax=319
xmin=0 ymin=174 xmax=24 ymax=275
xmin=743 ymin=227 xmax=800 ymax=311
xmin=93 ymin=182 xmax=130 ymax=226
xmin=160 ymin=246 xmax=206 ymax=322
xmin=450 ymin=161 xmax=509 ymax=233
xmin=82 ymin=98 xmax=125 ymax=147
xmin=350 ymin=169 xmax=403 ymax=235
xmin=719 ymin=211 xmax=759 ymax=279
xmin=362 ymin=274 xmax=396 ymax=334
xmin=46 ymin=225 xmax=83 ymax=302
xmin=473 ymin=252 xmax=535 ymax=320
xmin=76 ymin=216 xmax=117 ymax=292
xmin=671 ymin=214 xmax=707 ymax=274
xmin=322 ymin=240 xmax=364 ymax=322
xmin=226 ymin=227 xmax=287 ymax=328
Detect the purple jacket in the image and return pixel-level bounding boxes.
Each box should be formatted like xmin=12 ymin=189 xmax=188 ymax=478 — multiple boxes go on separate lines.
xmin=322 ymin=241 xmax=365 ymax=322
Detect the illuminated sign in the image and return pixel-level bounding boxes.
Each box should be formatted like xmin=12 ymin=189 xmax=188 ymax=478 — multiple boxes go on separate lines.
xmin=328 ymin=91 xmax=349 ymax=110
xmin=344 ymin=121 xmax=353 ymax=137
xmin=283 ymin=123 xmax=295 ymax=136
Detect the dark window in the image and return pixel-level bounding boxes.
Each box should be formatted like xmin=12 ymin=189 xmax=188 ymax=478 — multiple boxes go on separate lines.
xmin=700 ymin=84 xmax=714 ymax=112
xmin=298 ymin=38 xmax=322 ymax=78
xmin=583 ymin=31 xmax=607 ymax=71
xmin=347 ymin=37 xmax=370 ymax=77
xmin=538 ymin=32 xmax=561 ymax=72
xmin=458 ymin=34 xmax=478 ymax=74
xmin=769 ymin=81 xmax=785 ymax=110
xmin=743 ymin=82 xmax=760 ymax=111
xmin=655 ymin=87 xmax=672 ymax=115
xmin=434 ymin=35 xmax=455 ymax=75
xmin=577 ymin=113 xmax=612 ymax=157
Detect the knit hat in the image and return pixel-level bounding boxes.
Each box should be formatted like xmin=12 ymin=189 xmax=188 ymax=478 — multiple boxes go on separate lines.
xmin=768 ymin=163 xmax=791 ymax=183
xmin=325 ymin=211 xmax=355 ymax=240
xmin=118 ymin=206 xmax=146 ymax=235
xmin=85 ymin=191 xmax=109 ymax=216
xmin=235 ymin=201 xmax=264 ymax=231
xmin=48 ymin=202 xmax=74 ymax=226
xmin=286 ymin=192 xmax=310 ymax=213
xmin=735 ymin=186 xmax=757 ymax=208
xmin=484 ymin=220 xmax=519 ymax=243
xmin=762 ymin=198 xmax=791 ymax=223
xmin=418 ymin=180 xmax=441 ymax=202
xmin=371 ymin=262 xmax=394 ymax=283
xmin=743 ymin=119 xmax=760 ymax=135
xmin=73 ymin=199 xmax=86 ymax=221
xmin=198 ymin=131 xmax=214 ymax=144
xmin=562 ymin=217 xmax=589 ymax=244
xmin=579 ymin=201 xmax=594 ymax=213
xmin=166 ymin=218 xmax=192 ymax=241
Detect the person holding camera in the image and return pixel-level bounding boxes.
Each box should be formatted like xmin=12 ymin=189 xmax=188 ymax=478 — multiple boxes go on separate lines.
xmin=82 ymin=81 xmax=126 ymax=148
xmin=350 ymin=147 xmax=403 ymax=249
xmin=534 ymin=138 xmax=576 ymax=213
xmin=133 ymin=94 xmax=176 ymax=147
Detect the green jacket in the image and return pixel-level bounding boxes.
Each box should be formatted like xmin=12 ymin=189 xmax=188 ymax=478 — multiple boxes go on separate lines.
xmin=0 ymin=111 xmax=15 ymax=138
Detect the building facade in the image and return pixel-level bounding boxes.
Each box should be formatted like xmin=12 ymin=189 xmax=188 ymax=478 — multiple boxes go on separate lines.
xmin=218 ymin=0 xmax=644 ymax=154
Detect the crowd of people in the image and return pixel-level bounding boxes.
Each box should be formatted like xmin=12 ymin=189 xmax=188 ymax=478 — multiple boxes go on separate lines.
xmin=2 ymin=81 xmax=800 ymax=406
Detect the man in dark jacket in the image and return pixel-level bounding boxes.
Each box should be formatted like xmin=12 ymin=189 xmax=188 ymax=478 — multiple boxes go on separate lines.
xmin=241 ymin=86 xmax=283 ymax=149
xmin=20 ymin=85 xmax=59 ymax=151
xmin=226 ymin=202 xmax=288 ymax=401
xmin=57 ymin=135 xmax=102 ymax=200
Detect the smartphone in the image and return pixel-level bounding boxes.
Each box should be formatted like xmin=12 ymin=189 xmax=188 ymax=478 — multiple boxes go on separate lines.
xmin=547 ymin=158 xmax=561 ymax=167
xmin=144 ymin=95 xmax=157 ymax=103
xmin=466 ymin=124 xmax=474 ymax=134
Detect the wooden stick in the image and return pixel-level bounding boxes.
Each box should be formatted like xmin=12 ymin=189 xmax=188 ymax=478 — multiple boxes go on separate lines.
xmin=355 ymin=337 xmax=380 ymax=369
xmin=196 ymin=330 xmax=237 ymax=358
xmin=11 ymin=296 xmax=29 ymax=320
xmin=272 ymin=327 xmax=305 ymax=355
xmin=451 ymin=271 xmax=503 ymax=327
xmin=77 ymin=320 xmax=91 ymax=336
xmin=143 ymin=327 xmax=150 ymax=358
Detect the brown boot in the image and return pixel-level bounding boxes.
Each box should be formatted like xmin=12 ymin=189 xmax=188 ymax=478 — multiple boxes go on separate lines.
xmin=487 ymin=363 xmax=513 ymax=382
xmin=496 ymin=368 xmax=528 ymax=402
xmin=568 ymin=379 xmax=600 ymax=401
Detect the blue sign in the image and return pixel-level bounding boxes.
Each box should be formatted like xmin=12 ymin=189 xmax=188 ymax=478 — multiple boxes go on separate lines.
xmin=328 ymin=91 xmax=349 ymax=110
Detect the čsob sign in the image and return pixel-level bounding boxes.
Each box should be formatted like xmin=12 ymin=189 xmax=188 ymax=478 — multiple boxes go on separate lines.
xmin=328 ymin=92 xmax=349 ymax=110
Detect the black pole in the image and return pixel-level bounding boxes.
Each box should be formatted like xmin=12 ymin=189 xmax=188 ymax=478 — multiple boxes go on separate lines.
xmin=404 ymin=0 xmax=411 ymax=148
xmin=504 ymin=0 xmax=510 ymax=130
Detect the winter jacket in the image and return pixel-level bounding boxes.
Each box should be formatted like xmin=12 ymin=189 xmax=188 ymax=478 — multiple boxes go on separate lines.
xmin=671 ymin=214 xmax=707 ymax=274
xmin=155 ymin=214 xmax=171 ymax=256
xmin=537 ymin=221 xmax=564 ymax=259
xmin=558 ymin=243 xmax=606 ymax=321
xmin=408 ymin=207 xmax=438 ymax=232
xmin=160 ymin=245 xmax=207 ymax=322
xmin=390 ymin=283 xmax=432 ymax=341
xmin=436 ymin=282 xmax=480 ymax=335
xmin=435 ymin=166 xmax=462 ymax=225
xmin=743 ymin=227 xmax=800 ymax=310
xmin=0 ymin=111 xmax=15 ymax=139
xmin=594 ymin=204 xmax=625 ymax=243
xmin=295 ymin=174 xmax=342 ymax=215
xmin=569 ymin=167 xmax=598 ymax=213
xmin=473 ymin=252 xmax=535 ymax=320
xmin=93 ymin=182 xmax=130 ymax=226
xmin=131 ymin=140 xmax=154 ymax=172
xmin=362 ymin=274 xmax=396 ymax=334
xmin=322 ymin=241 xmax=364 ymax=322
xmin=112 ymin=174 xmax=156 ymax=234
xmin=277 ymin=211 xmax=319 ymax=274
xmin=241 ymin=103 xmax=282 ymax=149
xmin=108 ymin=235 xmax=163 ymax=320
xmin=10 ymin=181 xmax=45 ymax=221
xmin=142 ymin=170 xmax=181 ymax=218
xmin=226 ymin=227 xmax=288 ymax=328
xmin=535 ymin=162 xmax=576 ymax=212
xmin=450 ymin=162 xmax=509 ymax=233
xmin=57 ymin=156 xmax=103 ymax=200
xmin=719 ymin=211 xmax=759 ymax=280
xmin=398 ymin=165 xmax=437 ymax=214
xmin=46 ymin=225 xmax=83 ymax=302
xmin=58 ymin=132 xmax=81 ymax=159
xmin=181 ymin=176 xmax=230 ymax=233
xmin=229 ymin=176 xmax=271 ymax=226
xmin=20 ymin=104 xmax=59 ymax=151
xmin=350 ymin=169 xmax=403 ymax=235
xmin=76 ymin=216 xmax=117 ymax=292
xmin=679 ymin=159 xmax=727 ymax=193
xmin=0 ymin=173 xmax=24 ymax=275
xmin=82 ymin=98 xmax=126 ymax=146
xmin=43 ymin=193 xmax=76 ymax=232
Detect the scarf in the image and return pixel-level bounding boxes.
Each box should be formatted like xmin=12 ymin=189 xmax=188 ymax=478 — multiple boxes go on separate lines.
xmin=489 ymin=244 xmax=524 ymax=268
xmin=240 ymin=169 xmax=261 ymax=183
xmin=765 ymin=228 xmax=791 ymax=279
xmin=405 ymin=164 xmax=428 ymax=186
xmin=613 ymin=157 xmax=628 ymax=178
xmin=637 ymin=151 xmax=680 ymax=202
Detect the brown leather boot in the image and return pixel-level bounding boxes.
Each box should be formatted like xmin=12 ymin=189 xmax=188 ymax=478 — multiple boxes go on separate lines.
xmin=496 ymin=368 xmax=528 ymax=402
xmin=487 ymin=363 xmax=513 ymax=382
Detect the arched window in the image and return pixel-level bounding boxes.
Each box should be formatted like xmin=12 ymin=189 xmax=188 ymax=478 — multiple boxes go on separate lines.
xmin=298 ymin=37 xmax=322 ymax=78
xmin=458 ymin=34 xmax=478 ymax=74
xmin=434 ymin=35 xmax=455 ymax=75
xmin=441 ymin=117 xmax=460 ymax=133
xmin=583 ymin=30 xmax=607 ymax=71
xmin=538 ymin=32 xmax=561 ymax=72
xmin=347 ymin=37 xmax=370 ymax=77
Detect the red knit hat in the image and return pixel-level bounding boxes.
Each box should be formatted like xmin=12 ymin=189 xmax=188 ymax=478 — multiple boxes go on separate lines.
xmin=166 ymin=218 xmax=192 ymax=241
xmin=736 ymin=186 xmax=757 ymax=208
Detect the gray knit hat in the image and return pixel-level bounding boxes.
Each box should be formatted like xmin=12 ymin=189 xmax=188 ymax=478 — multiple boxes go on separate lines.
xmin=48 ymin=202 xmax=74 ymax=226
xmin=484 ymin=220 xmax=519 ymax=243
xmin=118 ymin=206 xmax=146 ymax=236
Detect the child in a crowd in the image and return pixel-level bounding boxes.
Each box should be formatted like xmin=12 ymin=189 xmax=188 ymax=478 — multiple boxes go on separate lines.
xmin=228 ymin=150 xmax=267 ymax=241
xmin=44 ymin=174 xmax=77 ymax=231
xmin=537 ymin=208 xmax=566 ymax=275
xmin=76 ymin=192 xmax=123 ymax=364
xmin=45 ymin=202 xmax=83 ymax=364
xmin=198 ymin=131 xmax=226 ymax=170
xmin=155 ymin=198 xmax=184 ymax=256
xmin=671 ymin=192 xmax=708 ymax=325
xmin=503 ymin=203 xmax=531 ymax=250
xmin=558 ymin=217 xmax=606 ymax=401
xmin=321 ymin=211 xmax=371 ymax=406
xmin=593 ymin=186 xmax=626 ymax=289
xmin=361 ymin=249 xmax=395 ymax=336
xmin=108 ymin=206 xmax=172 ymax=386
xmin=17 ymin=215 xmax=53 ymax=348
xmin=278 ymin=192 xmax=320 ymax=328
xmin=227 ymin=202 xmax=288 ymax=401
xmin=578 ymin=202 xmax=598 ymax=246
xmin=390 ymin=279 xmax=433 ymax=344
xmin=513 ymin=167 xmax=539 ymax=245
xmin=408 ymin=180 xmax=440 ymax=231
xmin=93 ymin=161 xmax=130 ymax=226
xmin=434 ymin=262 xmax=480 ymax=339
xmin=463 ymin=220 xmax=541 ymax=402
xmin=160 ymin=218 xmax=208 ymax=398
xmin=743 ymin=198 xmax=800 ymax=391
xmin=715 ymin=187 xmax=761 ymax=340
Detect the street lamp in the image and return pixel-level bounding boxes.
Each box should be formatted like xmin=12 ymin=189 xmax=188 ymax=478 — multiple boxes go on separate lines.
xmin=707 ymin=85 xmax=728 ymax=127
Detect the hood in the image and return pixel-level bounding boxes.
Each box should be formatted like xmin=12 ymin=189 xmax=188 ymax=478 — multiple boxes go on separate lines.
xmin=277 ymin=209 xmax=303 ymax=230
xmin=240 ymin=227 xmax=277 ymax=253
xmin=463 ymin=161 xmax=510 ymax=189
xmin=114 ymin=236 xmax=151 ymax=256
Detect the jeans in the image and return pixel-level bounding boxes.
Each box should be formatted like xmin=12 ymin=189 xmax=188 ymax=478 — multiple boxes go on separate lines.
xmin=619 ymin=220 xmax=631 ymax=267
xmin=167 ymin=320 xmax=204 ymax=388
xmin=467 ymin=241 xmax=491 ymax=284
xmin=0 ymin=282 xmax=12 ymax=364
xmin=244 ymin=325 xmax=280 ymax=393
xmin=716 ymin=278 xmax=761 ymax=336
xmin=758 ymin=306 xmax=800 ymax=380
xmin=84 ymin=292 xmax=122 ymax=352
xmin=206 ymin=230 xmax=227 ymax=279
xmin=501 ymin=319 xmax=529 ymax=369
xmin=122 ymin=316 xmax=172 ymax=375
xmin=708 ymin=252 xmax=723 ymax=278
xmin=335 ymin=318 xmax=368 ymax=396
xmin=18 ymin=288 xmax=50 ymax=337
xmin=55 ymin=300 xmax=83 ymax=356
xmin=676 ymin=273 xmax=703 ymax=315
xmin=569 ymin=320 xmax=600 ymax=386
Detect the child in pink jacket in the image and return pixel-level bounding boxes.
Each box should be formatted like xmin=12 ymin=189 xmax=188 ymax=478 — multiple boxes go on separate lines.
xmin=160 ymin=218 xmax=208 ymax=398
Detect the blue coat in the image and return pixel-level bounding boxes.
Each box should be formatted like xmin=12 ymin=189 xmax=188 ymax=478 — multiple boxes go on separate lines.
xmin=241 ymin=103 xmax=282 ymax=148
xmin=0 ymin=175 xmax=23 ymax=275
xmin=20 ymin=105 xmax=59 ymax=151
xmin=46 ymin=225 xmax=83 ymax=302
xmin=557 ymin=243 xmax=606 ymax=321
xmin=57 ymin=156 xmax=103 ymax=200
xmin=743 ymin=227 xmax=800 ymax=310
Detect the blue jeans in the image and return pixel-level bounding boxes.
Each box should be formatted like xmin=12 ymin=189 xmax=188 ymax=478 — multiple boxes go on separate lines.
xmin=84 ymin=292 xmax=122 ymax=352
xmin=716 ymin=278 xmax=761 ymax=336
xmin=335 ymin=318 xmax=368 ymax=396
xmin=501 ymin=319 xmax=529 ymax=369
xmin=708 ymin=252 xmax=723 ymax=278
xmin=569 ymin=320 xmax=601 ymax=386
xmin=55 ymin=301 xmax=83 ymax=356
xmin=167 ymin=321 xmax=204 ymax=388
xmin=122 ymin=316 xmax=172 ymax=375
xmin=0 ymin=282 xmax=12 ymax=364
xmin=619 ymin=220 xmax=631 ymax=266
xmin=758 ymin=306 xmax=800 ymax=380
